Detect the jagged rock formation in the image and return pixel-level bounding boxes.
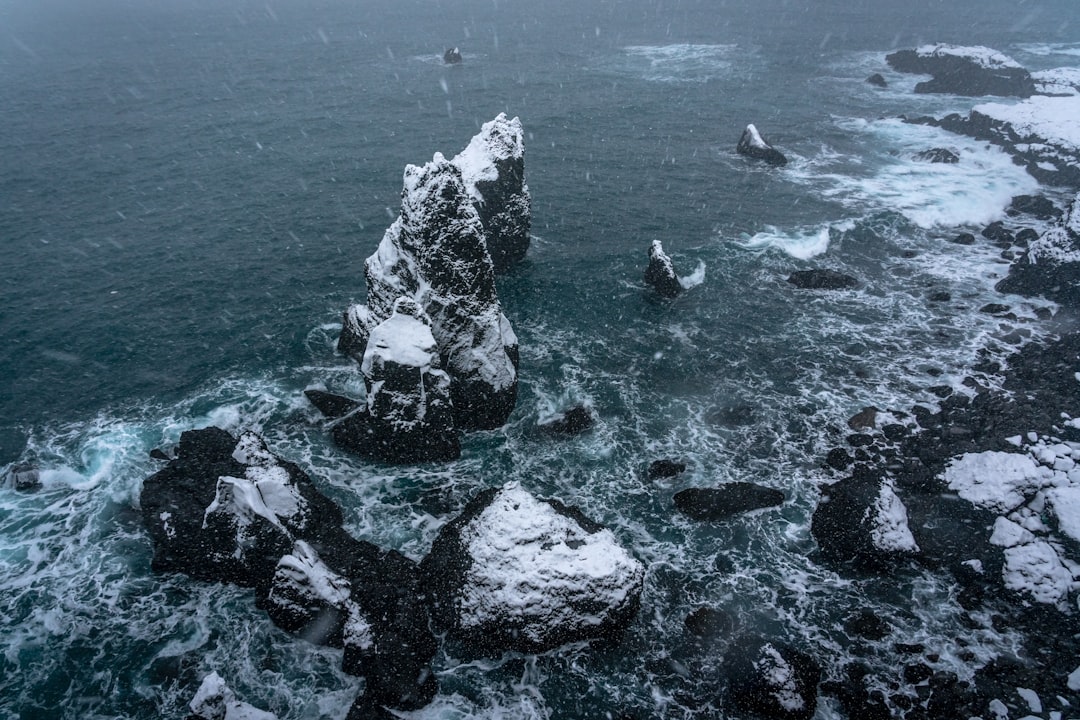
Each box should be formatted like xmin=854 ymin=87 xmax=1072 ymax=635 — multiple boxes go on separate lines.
xmin=997 ymin=192 xmax=1080 ymax=306
xmin=420 ymin=482 xmax=645 ymax=656
xmin=332 ymin=298 xmax=460 ymax=463
xmin=737 ymin=124 xmax=788 ymax=166
xmin=644 ymin=239 xmax=682 ymax=298
xmin=338 ymin=151 xmax=519 ymax=432
xmin=141 ymin=428 xmax=438 ymax=712
xmin=452 ymin=113 xmax=531 ymax=272
xmin=886 ymin=44 xmax=1036 ymax=97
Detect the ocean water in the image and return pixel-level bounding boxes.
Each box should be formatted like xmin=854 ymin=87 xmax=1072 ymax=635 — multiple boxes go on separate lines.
xmin=3 ymin=0 xmax=1080 ymax=718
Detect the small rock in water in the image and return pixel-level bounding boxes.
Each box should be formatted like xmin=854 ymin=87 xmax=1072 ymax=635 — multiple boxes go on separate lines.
xmin=643 ymin=240 xmax=682 ymax=298
xmin=847 ymin=406 xmax=879 ymax=430
xmin=443 ymin=47 xmax=462 ymax=64
xmin=982 ymin=221 xmax=1014 ymax=244
xmin=673 ymin=483 xmax=784 ymax=521
xmin=736 ymin=123 xmax=788 ymax=166
xmin=843 ymin=609 xmax=892 ymax=641
xmin=866 ymin=73 xmax=887 ymax=87
xmin=914 ymin=147 xmax=959 ymax=163
xmin=950 ymin=232 xmax=976 ymax=245
xmin=6 ymin=463 xmax=40 ymax=491
xmin=647 ymin=458 xmax=687 ymax=479
xmin=537 ymin=404 xmax=595 ymax=436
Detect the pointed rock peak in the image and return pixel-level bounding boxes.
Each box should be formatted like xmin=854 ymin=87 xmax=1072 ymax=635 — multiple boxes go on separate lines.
xmin=391 ymin=295 xmax=429 ymax=322
xmin=742 ymin=123 xmax=767 ymax=149
xmin=453 ymin=113 xmax=526 ymax=188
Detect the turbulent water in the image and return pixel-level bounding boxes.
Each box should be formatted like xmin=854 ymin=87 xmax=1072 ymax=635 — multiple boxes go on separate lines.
xmin=3 ymin=1 xmax=1080 ymax=718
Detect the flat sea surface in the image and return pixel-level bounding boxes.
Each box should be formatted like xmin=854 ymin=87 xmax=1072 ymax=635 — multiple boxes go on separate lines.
xmin=3 ymin=0 xmax=1080 ymax=717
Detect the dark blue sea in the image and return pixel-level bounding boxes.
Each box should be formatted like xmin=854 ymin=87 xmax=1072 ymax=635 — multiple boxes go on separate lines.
xmin=3 ymin=0 xmax=1080 ymax=717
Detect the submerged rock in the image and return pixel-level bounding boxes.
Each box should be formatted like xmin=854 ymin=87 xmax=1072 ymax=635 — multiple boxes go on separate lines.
xmin=332 ymin=298 xmax=460 ymax=463
xmin=886 ymin=44 xmax=1036 ymax=97
xmin=722 ymin=637 xmax=822 ymax=720
xmin=787 ymin=269 xmax=858 ymax=290
xmin=340 ymin=152 xmax=519 ymax=431
xmin=866 ymin=73 xmax=887 ymax=88
xmin=537 ymin=404 xmax=595 ymax=436
xmin=737 ymin=123 xmax=788 ymax=166
xmin=674 ymin=484 xmax=784 ymax=521
xmin=443 ymin=47 xmax=462 ymax=64
xmin=914 ymin=147 xmax=959 ymax=164
xmin=420 ymin=482 xmax=644 ymax=656
xmin=5 ymin=462 xmax=40 ymax=491
xmin=1007 ymin=194 xmax=1060 ymax=221
xmin=451 ymin=112 xmax=531 ymax=272
xmin=648 ymin=458 xmax=687 ymax=480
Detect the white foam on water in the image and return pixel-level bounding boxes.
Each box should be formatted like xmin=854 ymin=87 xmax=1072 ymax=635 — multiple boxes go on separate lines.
xmin=678 ymin=261 xmax=706 ymax=290
xmin=1013 ymin=43 xmax=1080 ymax=58
xmin=614 ymin=44 xmax=744 ymax=84
xmin=790 ymin=117 xmax=1040 ymax=230
xmin=736 ymin=223 xmax=840 ymax=260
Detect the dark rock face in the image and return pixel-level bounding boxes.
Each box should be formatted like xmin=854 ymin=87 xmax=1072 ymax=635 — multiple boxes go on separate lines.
xmin=443 ymin=47 xmax=462 ymax=64
xmin=996 ymin=192 xmax=1080 ymax=306
xmin=452 ymin=113 xmax=531 ymax=273
xmin=787 ymin=269 xmax=858 ymax=290
xmin=866 ymin=73 xmax=887 ymax=88
xmin=332 ymin=298 xmax=460 ymax=463
xmin=811 ymin=465 xmax=920 ymax=568
xmin=950 ymin=232 xmax=976 ymax=245
xmin=141 ymin=428 xmax=439 ymax=712
xmin=737 ymin=124 xmax=788 ymax=166
xmin=340 ymin=152 xmax=519 ymax=431
xmin=304 ymin=389 xmax=361 ymax=420
xmin=1007 ymin=194 xmax=1060 ymax=220
xmin=914 ymin=147 xmax=959 ymax=164
xmin=644 ymin=239 xmax=682 ymax=298
xmin=537 ymin=404 xmax=595 ymax=436
xmin=648 ymin=458 xmax=687 ymax=479
xmin=843 ymin=610 xmax=891 ymax=641
xmin=420 ymin=483 xmax=645 ymax=656
xmin=886 ymin=45 xmax=1036 ymax=97
xmin=981 ymin=221 xmax=1014 ymax=244
xmin=673 ymin=483 xmax=784 ymax=521
xmin=723 ymin=637 xmax=821 ymax=720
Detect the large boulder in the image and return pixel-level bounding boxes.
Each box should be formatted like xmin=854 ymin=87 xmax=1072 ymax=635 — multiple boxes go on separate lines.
xmin=339 ymin=152 xmax=519 ymax=431
xmin=451 ymin=113 xmax=531 ymax=272
xmin=140 ymin=428 xmax=344 ymax=586
xmin=722 ymin=637 xmax=822 ymax=720
xmin=737 ymin=124 xmax=787 ymax=166
xmin=996 ymin=192 xmax=1080 ymax=306
xmin=420 ymin=482 xmax=645 ymax=656
xmin=332 ymin=298 xmax=460 ymax=463
xmin=644 ymin=240 xmax=683 ymax=298
xmin=885 ymin=44 xmax=1036 ymax=97
xmin=674 ymin=483 xmax=784 ymax=522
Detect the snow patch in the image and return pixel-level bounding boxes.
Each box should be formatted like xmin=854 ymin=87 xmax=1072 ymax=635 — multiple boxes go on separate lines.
xmin=914 ymin=43 xmax=1024 ymax=70
xmin=871 ymin=479 xmax=920 ymax=553
xmin=942 ymin=451 xmax=1048 ymax=512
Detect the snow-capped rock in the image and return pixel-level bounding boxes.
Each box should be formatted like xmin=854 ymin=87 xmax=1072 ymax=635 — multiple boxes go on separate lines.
xmin=737 ymin=123 xmax=788 ymax=166
xmin=451 ymin=113 xmax=531 ymax=272
xmin=886 ymin=44 xmax=1036 ymax=97
xmin=332 ymin=298 xmax=460 ymax=463
xmin=722 ymin=637 xmax=821 ymax=720
xmin=1033 ymin=67 xmax=1080 ymax=97
xmin=189 ymin=672 xmax=278 ymax=720
xmin=644 ymin=239 xmax=682 ymax=298
xmin=420 ymin=482 xmax=645 ymax=656
xmin=941 ymin=451 xmax=1049 ymax=513
xmin=997 ymin=192 xmax=1080 ymax=306
xmin=340 ymin=152 xmax=519 ymax=431
xmin=140 ymin=428 xmax=343 ymax=586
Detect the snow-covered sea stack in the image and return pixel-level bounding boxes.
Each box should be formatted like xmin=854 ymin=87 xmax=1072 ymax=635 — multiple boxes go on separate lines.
xmin=452 ymin=112 xmax=531 ymax=273
xmin=339 ymin=151 xmax=519 ymax=432
xmin=736 ymin=124 xmax=787 ymax=166
xmin=420 ymin=482 xmax=645 ymax=656
xmin=722 ymin=637 xmax=821 ymax=720
xmin=644 ymin=240 xmax=683 ymax=298
xmin=997 ymin=192 xmax=1080 ymax=306
xmin=333 ymin=298 xmax=460 ymax=462
xmin=886 ymin=44 xmax=1036 ymax=97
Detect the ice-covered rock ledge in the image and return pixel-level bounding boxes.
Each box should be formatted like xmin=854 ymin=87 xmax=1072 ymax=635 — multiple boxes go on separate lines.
xmin=419 ymin=482 xmax=645 ymax=656
xmin=997 ymin=191 xmax=1080 ymax=306
xmin=886 ymin=44 xmax=1036 ymax=97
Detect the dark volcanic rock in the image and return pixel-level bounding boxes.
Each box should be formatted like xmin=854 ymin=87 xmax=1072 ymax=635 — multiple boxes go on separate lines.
xmin=332 ymin=298 xmax=460 ymax=463
xmin=811 ymin=465 xmax=920 ymax=568
xmin=420 ymin=483 xmax=645 ymax=656
xmin=866 ymin=73 xmax=887 ymax=88
xmin=537 ymin=404 xmax=595 ymax=436
xmin=914 ymin=148 xmax=959 ymax=164
xmin=5 ymin=463 xmax=40 ymax=491
xmin=843 ymin=609 xmax=891 ymax=641
xmin=443 ymin=47 xmax=462 ymax=64
xmin=1007 ymin=194 xmax=1060 ymax=220
xmin=722 ymin=637 xmax=822 ymax=720
xmin=673 ymin=483 xmax=784 ymax=521
xmin=648 ymin=458 xmax=687 ymax=480
xmin=996 ymin=192 xmax=1080 ymax=306
xmin=950 ymin=232 xmax=976 ymax=245
xmin=787 ymin=269 xmax=859 ymax=290
xmin=340 ymin=150 xmax=519 ymax=431
xmin=304 ymin=389 xmax=362 ymax=420
xmin=684 ymin=606 xmax=735 ymax=640
xmin=644 ymin=239 xmax=682 ymax=298
xmin=886 ymin=44 xmax=1036 ymax=97
xmin=981 ymin=221 xmax=1014 ymax=244
xmin=452 ymin=113 xmax=532 ymax=272
xmin=826 ymin=448 xmax=854 ymax=471
xmin=847 ymin=406 xmax=879 ymax=430
xmin=737 ymin=124 xmax=788 ymax=166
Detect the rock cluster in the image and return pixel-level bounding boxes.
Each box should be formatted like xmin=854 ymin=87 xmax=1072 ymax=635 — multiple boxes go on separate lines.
xmin=886 ymin=44 xmax=1036 ymax=97
xmin=997 ymin=192 xmax=1080 ymax=306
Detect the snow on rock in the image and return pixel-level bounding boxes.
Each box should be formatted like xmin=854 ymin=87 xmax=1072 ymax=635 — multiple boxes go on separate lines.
xmin=140 ymin=428 xmax=343 ymax=586
xmin=941 ymin=451 xmax=1049 ymax=513
xmin=189 ymin=672 xmax=278 ymax=720
xmin=339 ymin=151 xmax=519 ymax=431
xmin=886 ymin=44 xmax=1036 ymax=96
xmin=420 ymin=482 xmax=645 ymax=656
xmin=451 ymin=112 xmax=531 ymax=272
xmin=332 ymin=298 xmax=460 ymax=463
xmin=736 ymin=123 xmax=788 ymax=166
xmin=722 ymin=637 xmax=821 ymax=720
xmin=644 ymin=239 xmax=682 ymax=298
xmin=997 ymin=192 xmax=1080 ymax=306
xmin=870 ymin=478 xmax=920 ymax=553
xmin=1046 ymin=486 xmax=1080 ymax=542
xmin=1033 ymin=67 xmax=1080 ymax=96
